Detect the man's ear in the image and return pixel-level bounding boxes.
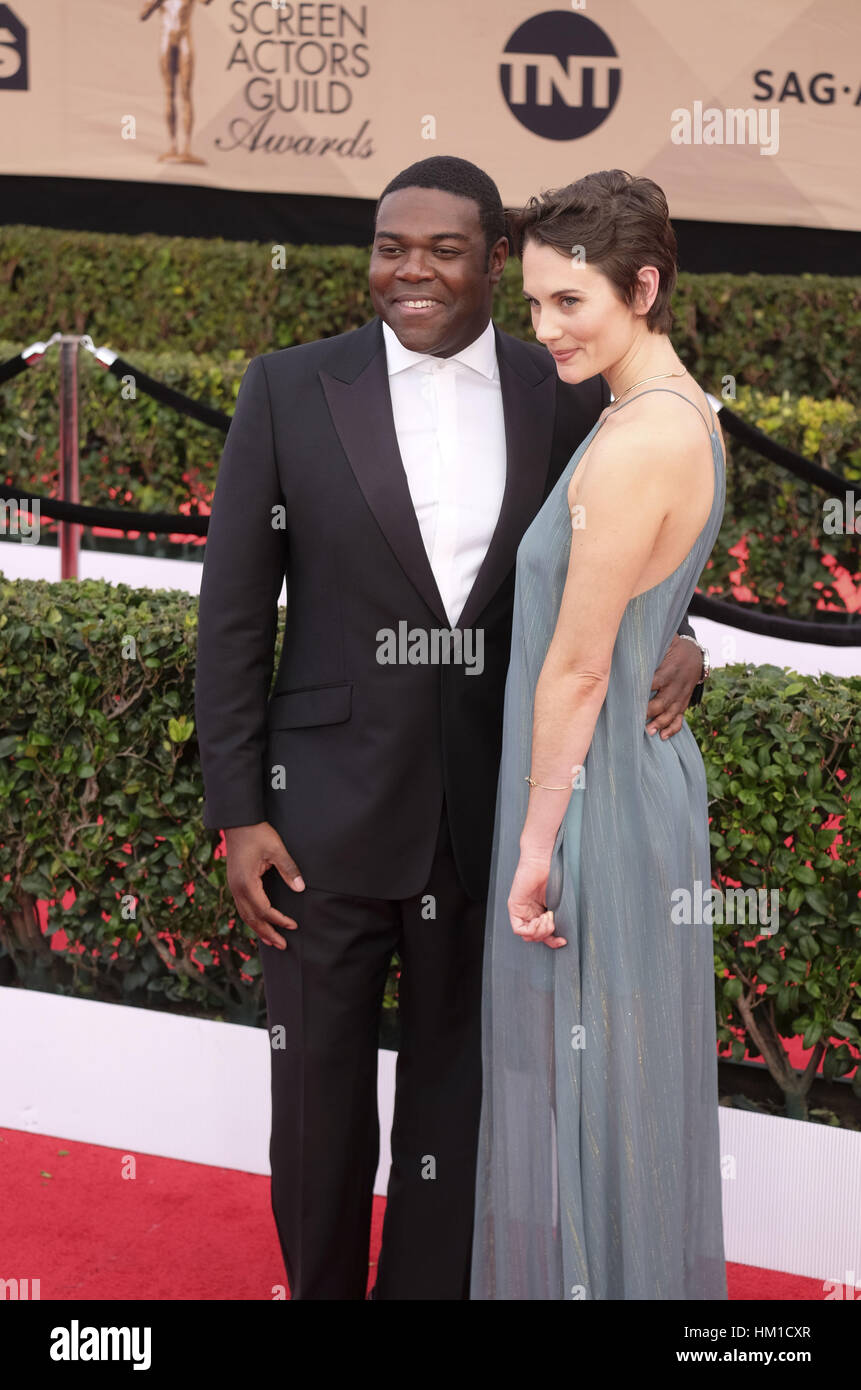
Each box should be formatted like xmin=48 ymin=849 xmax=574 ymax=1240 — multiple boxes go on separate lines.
xmin=488 ymin=235 xmax=509 ymax=285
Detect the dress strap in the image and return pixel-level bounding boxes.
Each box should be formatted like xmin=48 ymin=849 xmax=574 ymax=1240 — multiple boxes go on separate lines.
xmin=605 ymin=386 xmax=717 ymax=439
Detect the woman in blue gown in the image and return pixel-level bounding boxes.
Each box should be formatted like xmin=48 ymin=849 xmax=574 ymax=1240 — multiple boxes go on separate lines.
xmin=471 ymin=170 xmax=728 ymax=1300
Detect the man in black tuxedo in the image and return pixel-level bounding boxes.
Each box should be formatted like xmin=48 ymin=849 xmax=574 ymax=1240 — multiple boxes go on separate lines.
xmin=194 ymin=156 xmax=706 ymax=1301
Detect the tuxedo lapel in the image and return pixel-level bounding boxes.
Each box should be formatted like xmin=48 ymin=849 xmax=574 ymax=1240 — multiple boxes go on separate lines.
xmin=319 ymin=319 xmax=449 ymax=626
xmin=457 ymin=326 xmax=556 ymax=631
xmin=319 ymin=317 xmax=557 ymax=633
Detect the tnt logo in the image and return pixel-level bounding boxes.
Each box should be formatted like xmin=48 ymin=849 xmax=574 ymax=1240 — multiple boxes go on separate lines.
xmin=500 ymin=11 xmax=620 ymax=140
xmin=0 ymin=4 xmax=27 ymax=90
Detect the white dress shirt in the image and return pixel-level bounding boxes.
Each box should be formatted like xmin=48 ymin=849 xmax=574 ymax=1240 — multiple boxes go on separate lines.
xmin=382 ymin=318 xmax=507 ymax=628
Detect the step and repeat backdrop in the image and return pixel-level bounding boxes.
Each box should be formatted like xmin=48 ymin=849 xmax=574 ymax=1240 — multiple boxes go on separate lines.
xmin=0 ymin=0 xmax=858 ymax=227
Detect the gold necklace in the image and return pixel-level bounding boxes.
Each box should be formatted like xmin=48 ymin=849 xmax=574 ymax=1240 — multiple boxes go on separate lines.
xmin=611 ymin=367 xmax=687 ymax=404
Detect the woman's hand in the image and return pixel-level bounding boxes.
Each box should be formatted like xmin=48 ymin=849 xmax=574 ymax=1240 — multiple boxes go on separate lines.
xmin=508 ymin=853 xmax=567 ymax=949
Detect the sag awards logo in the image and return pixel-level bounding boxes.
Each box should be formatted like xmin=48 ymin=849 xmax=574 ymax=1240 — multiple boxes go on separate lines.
xmin=140 ymin=0 xmax=373 ymax=166
xmin=500 ymin=9 xmax=620 ymax=140
xmin=0 ymin=3 xmax=27 ymax=91
xmin=218 ymin=0 xmax=373 ymax=160
xmin=140 ymin=0 xmax=213 ymax=164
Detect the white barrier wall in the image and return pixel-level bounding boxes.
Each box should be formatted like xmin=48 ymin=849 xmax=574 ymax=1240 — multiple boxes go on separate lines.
xmin=0 ymin=987 xmax=394 ymax=1197
xmin=0 ymin=542 xmax=287 ymax=609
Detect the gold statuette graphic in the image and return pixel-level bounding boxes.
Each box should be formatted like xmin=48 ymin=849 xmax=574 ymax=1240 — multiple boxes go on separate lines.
xmin=140 ymin=0 xmax=214 ymax=164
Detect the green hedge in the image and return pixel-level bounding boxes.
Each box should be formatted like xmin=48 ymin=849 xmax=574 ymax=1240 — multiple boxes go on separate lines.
xmin=0 ymin=578 xmax=269 ymax=1024
xmin=1 ymin=224 xmax=859 ymax=396
xmin=693 ymin=664 xmax=861 ymax=1119
xmin=2 ymin=344 xmax=858 ymax=618
xmin=0 ymin=578 xmax=858 ymax=1119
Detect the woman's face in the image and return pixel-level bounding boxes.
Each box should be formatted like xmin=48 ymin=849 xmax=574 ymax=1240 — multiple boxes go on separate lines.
xmin=521 ymin=238 xmax=649 ymax=384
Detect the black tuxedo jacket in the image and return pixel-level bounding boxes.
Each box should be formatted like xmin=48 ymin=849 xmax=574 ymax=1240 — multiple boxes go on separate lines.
xmin=195 ymin=316 xmax=698 ymax=901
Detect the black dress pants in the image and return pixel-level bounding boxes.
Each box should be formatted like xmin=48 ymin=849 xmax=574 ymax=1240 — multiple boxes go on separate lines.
xmin=260 ymin=806 xmax=487 ymax=1299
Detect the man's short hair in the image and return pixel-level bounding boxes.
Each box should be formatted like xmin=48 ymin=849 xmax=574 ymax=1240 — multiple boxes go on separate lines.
xmin=374 ymin=156 xmax=507 ymax=267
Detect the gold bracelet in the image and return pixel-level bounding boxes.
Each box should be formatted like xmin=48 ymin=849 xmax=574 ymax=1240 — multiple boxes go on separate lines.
xmin=525 ymin=775 xmax=569 ymax=790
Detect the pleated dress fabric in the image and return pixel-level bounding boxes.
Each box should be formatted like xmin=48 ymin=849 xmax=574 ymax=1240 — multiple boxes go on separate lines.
xmin=471 ymin=388 xmax=728 ymax=1301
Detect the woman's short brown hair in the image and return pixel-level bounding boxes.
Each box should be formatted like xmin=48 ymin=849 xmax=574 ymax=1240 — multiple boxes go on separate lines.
xmin=507 ymin=169 xmax=678 ymax=334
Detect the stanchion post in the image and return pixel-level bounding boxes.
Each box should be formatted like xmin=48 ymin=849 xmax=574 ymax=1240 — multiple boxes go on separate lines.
xmin=58 ymin=334 xmax=81 ymax=580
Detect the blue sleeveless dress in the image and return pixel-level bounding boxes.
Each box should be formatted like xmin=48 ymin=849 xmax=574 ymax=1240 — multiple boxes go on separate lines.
xmin=470 ymin=387 xmax=728 ymax=1300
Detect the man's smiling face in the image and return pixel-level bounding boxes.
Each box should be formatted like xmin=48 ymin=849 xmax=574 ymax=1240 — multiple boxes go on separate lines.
xmin=369 ymin=186 xmax=507 ymax=358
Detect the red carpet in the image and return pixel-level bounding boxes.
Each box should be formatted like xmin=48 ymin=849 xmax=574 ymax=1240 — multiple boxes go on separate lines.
xmin=1 ymin=1127 xmax=827 ymax=1300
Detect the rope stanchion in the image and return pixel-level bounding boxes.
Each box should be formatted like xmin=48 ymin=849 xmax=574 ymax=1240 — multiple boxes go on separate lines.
xmin=689 ymin=592 xmax=860 ymax=645
xmin=717 ymin=404 xmax=853 ymax=494
xmin=0 ymin=482 xmax=208 ymax=537
xmin=108 ymin=355 xmax=231 ymax=432
xmin=79 ymin=336 xmax=231 ymax=433
xmin=0 ymin=333 xmax=63 ymax=385
xmin=58 ymin=334 xmax=81 ymax=579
